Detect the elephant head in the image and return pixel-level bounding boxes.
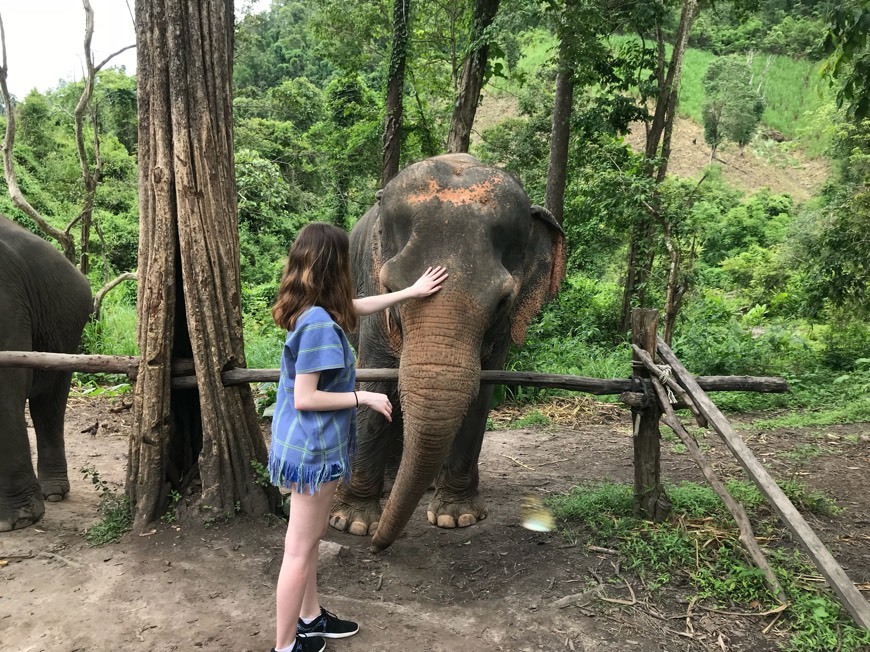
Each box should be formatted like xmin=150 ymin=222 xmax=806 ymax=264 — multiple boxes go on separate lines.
xmin=352 ymin=153 xmax=565 ymax=552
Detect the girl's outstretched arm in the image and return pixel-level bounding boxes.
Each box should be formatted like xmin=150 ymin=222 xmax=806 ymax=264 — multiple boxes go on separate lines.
xmin=294 ymin=372 xmax=393 ymax=421
xmin=353 ymin=266 xmax=448 ymax=316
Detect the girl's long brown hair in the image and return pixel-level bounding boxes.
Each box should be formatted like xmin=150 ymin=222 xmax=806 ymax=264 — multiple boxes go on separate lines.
xmin=272 ymin=223 xmax=358 ymax=333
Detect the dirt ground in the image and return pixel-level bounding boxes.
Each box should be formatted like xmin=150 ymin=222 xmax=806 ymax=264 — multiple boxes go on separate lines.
xmin=1 ymin=395 xmax=868 ymax=652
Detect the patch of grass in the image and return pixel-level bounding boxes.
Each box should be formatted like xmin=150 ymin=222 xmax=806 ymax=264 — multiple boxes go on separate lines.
xmin=778 ymin=480 xmax=842 ymax=517
xmin=604 ymin=34 xmax=831 ymax=156
xmin=548 ymin=481 xmax=862 ymax=649
xmin=71 ymin=378 xmax=133 ymax=398
xmin=81 ymin=303 xmax=138 ymax=357
xmin=243 ymin=317 xmax=285 ymax=369
xmin=780 ymin=443 xmax=827 ymax=462
xmin=750 ymin=396 xmax=870 ymax=429
xmin=511 ymin=410 xmax=550 ymax=428
xmin=505 ymin=338 xmax=631 ymax=403
xmin=80 ymin=466 xmax=132 ymax=546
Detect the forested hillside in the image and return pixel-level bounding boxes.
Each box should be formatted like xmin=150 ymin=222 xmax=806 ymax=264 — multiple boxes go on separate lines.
xmin=1 ymin=1 xmax=869 ymax=648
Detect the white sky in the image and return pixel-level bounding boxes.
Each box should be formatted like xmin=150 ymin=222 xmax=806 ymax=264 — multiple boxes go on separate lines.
xmin=0 ymin=0 xmax=270 ymax=99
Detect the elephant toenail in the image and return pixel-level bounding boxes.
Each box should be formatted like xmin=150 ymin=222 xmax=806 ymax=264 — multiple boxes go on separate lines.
xmin=437 ymin=514 xmax=457 ymax=528
xmin=457 ymin=514 xmax=477 ymax=527
xmin=348 ymin=521 xmax=369 ymax=536
xmin=426 ymin=511 xmax=437 ymax=524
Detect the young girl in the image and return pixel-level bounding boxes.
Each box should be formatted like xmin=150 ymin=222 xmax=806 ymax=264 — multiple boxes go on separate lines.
xmin=269 ymin=222 xmax=447 ymax=652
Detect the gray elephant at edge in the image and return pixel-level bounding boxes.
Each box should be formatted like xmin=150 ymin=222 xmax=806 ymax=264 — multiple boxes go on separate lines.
xmin=329 ymin=153 xmax=566 ymax=552
xmin=0 ymin=214 xmax=93 ymax=531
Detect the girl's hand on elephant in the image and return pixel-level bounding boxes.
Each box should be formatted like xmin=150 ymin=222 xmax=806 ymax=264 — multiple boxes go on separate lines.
xmin=358 ymin=391 xmax=393 ymax=422
xmin=409 ymin=266 xmax=448 ymax=298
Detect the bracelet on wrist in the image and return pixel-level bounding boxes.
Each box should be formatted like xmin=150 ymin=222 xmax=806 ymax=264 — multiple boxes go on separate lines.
xmin=354 ymin=391 xmax=359 ymax=408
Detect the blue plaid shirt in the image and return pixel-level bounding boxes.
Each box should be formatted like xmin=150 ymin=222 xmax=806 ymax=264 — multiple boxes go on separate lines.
xmin=269 ymin=306 xmax=356 ymax=493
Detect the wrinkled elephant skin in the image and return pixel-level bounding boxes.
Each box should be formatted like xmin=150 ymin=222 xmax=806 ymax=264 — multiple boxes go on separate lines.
xmin=0 ymin=215 xmax=93 ymax=531
xmin=330 ymin=154 xmax=565 ymax=552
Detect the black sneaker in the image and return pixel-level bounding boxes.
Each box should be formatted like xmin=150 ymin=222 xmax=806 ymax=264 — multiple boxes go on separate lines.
xmin=297 ymin=607 xmax=359 ymax=639
xmin=270 ymin=636 xmax=326 ymax=652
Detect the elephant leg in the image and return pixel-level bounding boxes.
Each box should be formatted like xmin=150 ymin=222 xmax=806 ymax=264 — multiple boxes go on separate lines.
xmin=0 ymin=367 xmax=45 ymax=531
xmin=426 ymin=384 xmax=493 ymax=529
xmin=330 ymin=382 xmax=401 ymax=536
xmin=30 ymin=370 xmax=73 ymax=502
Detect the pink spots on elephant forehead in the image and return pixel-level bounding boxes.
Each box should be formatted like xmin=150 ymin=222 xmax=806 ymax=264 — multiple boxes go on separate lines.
xmin=406 ymin=178 xmax=501 ymax=206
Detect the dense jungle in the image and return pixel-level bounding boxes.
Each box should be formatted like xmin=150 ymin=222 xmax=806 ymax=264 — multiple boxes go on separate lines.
xmin=1 ymin=1 xmax=868 ymax=651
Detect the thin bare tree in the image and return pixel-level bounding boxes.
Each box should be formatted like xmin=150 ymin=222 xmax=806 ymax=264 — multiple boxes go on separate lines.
xmin=0 ymin=3 xmax=133 ymax=270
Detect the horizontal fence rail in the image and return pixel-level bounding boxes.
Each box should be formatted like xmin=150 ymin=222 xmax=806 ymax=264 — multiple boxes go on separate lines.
xmin=0 ymin=351 xmax=790 ymax=394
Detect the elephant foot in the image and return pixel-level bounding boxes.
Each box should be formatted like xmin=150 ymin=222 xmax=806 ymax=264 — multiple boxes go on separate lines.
xmin=0 ymin=493 xmax=46 ymax=532
xmin=426 ymin=490 xmax=487 ymax=529
xmin=40 ymin=478 xmax=70 ymax=503
xmin=329 ymin=495 xmax=382 ymax=536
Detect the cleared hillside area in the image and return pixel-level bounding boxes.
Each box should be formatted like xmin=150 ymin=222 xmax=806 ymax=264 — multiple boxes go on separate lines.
xmin=474 ymin=91 xmax=830 ymax=202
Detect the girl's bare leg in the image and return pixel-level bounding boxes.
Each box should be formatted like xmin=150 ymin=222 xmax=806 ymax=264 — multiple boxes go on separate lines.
xmin=275 ymin=480 xmax=338 ymax=649
xmin=300 ymin=543 xmax=321 ymax=620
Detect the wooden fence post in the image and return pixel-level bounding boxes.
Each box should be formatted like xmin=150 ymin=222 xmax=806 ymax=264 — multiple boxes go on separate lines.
xmin=631 ymin=309 xmax=671 ymax=520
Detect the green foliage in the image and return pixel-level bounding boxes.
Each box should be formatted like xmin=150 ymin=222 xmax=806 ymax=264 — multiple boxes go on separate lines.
xmin=691 ymin=8 xmax=827 ymax=60
xmin=511 ymin=409 xmax=550 ymax=428
xmin=161 ymin=490 xmax=183 ymax=524
xmin=234 ymin=1 xmax=336 ymax=93
xmin=790 ymin=120 xmax=870 ymax=318
xmin=548 ymin=480 xmax=867 ymax=649
xmin=81 ymin=466 xmax=132 ymax=546
xmin=251 ymin=459 xmax=273 ymax=488
xmin=82 ymin=303 xmax=139 ymax=357
xmin=702 ymin=56 xmax=766 ymax=153
xmin=821 ymin=2 xmax=870 ymax=121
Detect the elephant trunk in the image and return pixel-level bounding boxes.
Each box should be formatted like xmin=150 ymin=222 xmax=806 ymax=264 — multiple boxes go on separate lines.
xmin=370 ymin=297 xmax=483 ymax=553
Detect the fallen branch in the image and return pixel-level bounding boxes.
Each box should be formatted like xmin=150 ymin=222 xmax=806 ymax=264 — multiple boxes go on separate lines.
xmin=551 ymin=584 xmax=604 ymax=609
xmin=695 ymin=602 xmax=790 ymax=618
xmin=38 ymin=551 xmax=82 ymax=568
xmin=599 ymin=574 xmax=637 ymax=606
xmin=587 ymin=545 xmax=619 ymax=555
xmin=93 ymin=271 xmax=138 ymax=318
xmin=501 ymin=454 xmax=534 ymax=470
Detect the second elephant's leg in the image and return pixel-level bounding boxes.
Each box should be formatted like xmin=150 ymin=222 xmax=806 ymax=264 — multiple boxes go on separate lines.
xmin=0 ymin=367 xmax=45 ymax=531
xmin=30 ymin=370 xmax=73 ymax=502
xmin=330 ymin=381 xmax=401 ymax=536
xmin=427 ymin=385 xmax=492 ymax=528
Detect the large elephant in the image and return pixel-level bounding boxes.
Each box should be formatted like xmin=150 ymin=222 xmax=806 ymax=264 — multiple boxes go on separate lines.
xmin=330 ymin=154 xmax=565 ymax=552
xmin=0 ymin=215 xmax=93 ymax=531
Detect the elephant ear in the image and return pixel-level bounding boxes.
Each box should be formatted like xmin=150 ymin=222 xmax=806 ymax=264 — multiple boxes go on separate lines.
xmin=509 ymin=205 xmax=566 ymax=346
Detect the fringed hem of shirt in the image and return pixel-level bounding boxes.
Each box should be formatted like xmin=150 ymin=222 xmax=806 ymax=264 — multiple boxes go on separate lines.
xmin=269 ymin=457 xmax=351 ymax=495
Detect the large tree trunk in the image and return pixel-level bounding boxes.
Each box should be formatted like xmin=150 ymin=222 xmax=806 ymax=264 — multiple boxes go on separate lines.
xmin=446 ymin=0 xmax=501 ymax=153
xmin=129 ymin=0 xmax=278 ymax=530
xmin=382 ymin=0 xmax=410 ymax=188
xmin=545 ymin=59 xmax=573 ymax=226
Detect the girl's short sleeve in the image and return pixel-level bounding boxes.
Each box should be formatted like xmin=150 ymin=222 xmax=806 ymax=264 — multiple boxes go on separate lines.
xmin=295 ymin=319 xmax=346 ymax=373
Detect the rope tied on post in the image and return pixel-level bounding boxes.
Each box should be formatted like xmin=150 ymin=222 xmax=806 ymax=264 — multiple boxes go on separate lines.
xmin=656 ymin=365 xmax=678 ymax=404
